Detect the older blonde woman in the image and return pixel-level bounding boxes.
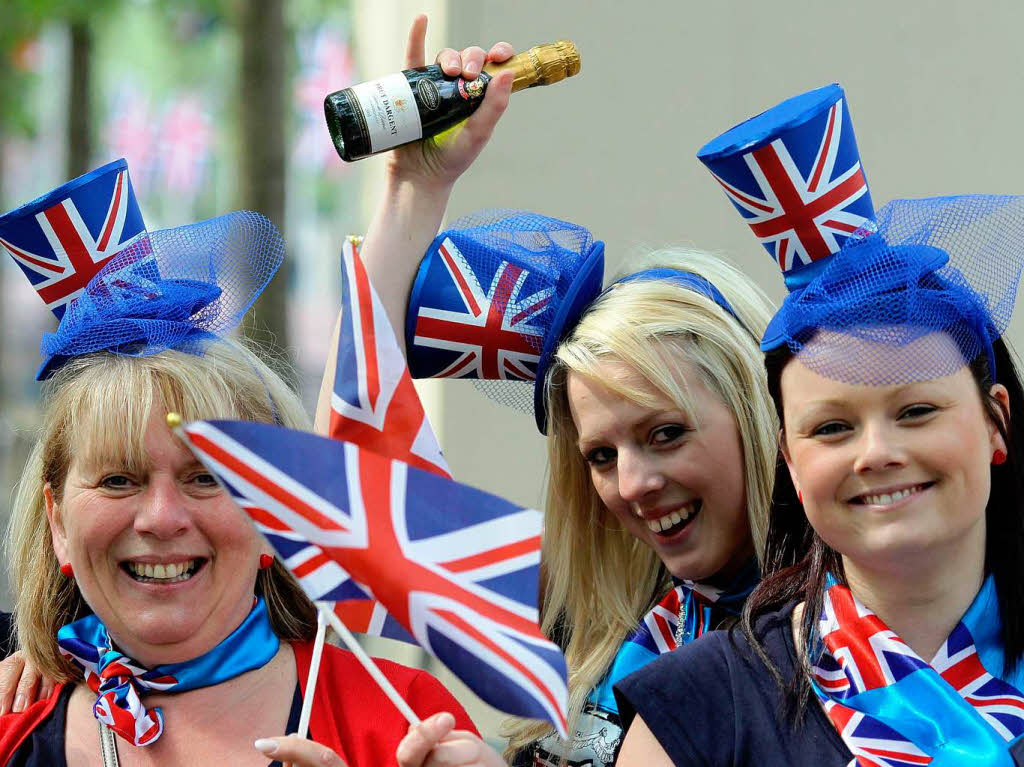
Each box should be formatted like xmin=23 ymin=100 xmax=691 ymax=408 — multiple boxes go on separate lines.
xmin=0 ymin=162 xmax=474 ymax=766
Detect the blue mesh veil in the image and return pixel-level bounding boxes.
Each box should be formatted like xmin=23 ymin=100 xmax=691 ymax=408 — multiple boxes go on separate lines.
xmin=38 ymin=211 xmax=284 ymax=379
xmin=764 ymin=195 xmax=1024 ymax=385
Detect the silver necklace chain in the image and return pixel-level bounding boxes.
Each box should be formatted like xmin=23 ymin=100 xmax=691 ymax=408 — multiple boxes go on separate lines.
xmin=674 ymin=594 xmax=688 ymax=647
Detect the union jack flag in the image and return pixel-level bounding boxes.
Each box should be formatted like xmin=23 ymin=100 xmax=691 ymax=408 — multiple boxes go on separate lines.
xmin=704 ymin=97 xmax=874 ymax=275
xmin=0 ymin=162 xmax=146 ymax=317
xmin=410 ymin=236 xmax=554 ymax=380
xmin=179 ymin=419 xmax=569 ymax=736
xmin=331 ymin=236 xmax=449 ymax=478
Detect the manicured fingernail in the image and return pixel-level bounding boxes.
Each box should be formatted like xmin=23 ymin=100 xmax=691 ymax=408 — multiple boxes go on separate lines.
xmin=464 ymin=63 xmax=479 ymax=77
xmin=12 ymin=695 xmax=25 ymax=713
xmin=253 ymin=739 xmax=278 ymax=755
xmin=446 ymin=54 xmax=459 ymax=69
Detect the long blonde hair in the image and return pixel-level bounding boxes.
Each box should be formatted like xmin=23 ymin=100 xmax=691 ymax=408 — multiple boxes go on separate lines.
xmin=8 ymin=343 xmax=317 ymax=681
xmin=505 ymin=249 xmax=778 ymax=755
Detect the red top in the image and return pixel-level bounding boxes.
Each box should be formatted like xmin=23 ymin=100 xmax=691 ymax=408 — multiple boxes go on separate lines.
xmin=0 ymin=640 xmax=477 ymax=765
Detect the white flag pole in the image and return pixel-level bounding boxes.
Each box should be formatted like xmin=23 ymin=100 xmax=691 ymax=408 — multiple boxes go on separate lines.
xmin=317 ymin=602 xmax=421 ymax=726
xmin=297 ymin=608 xmax=328 ymax=739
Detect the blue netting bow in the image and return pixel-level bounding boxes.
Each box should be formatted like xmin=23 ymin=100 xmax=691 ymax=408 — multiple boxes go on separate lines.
xmin=762 ymin=195 xmax=1024 ymax=385
xmin=38 ymin=211 xmax=283 ymax=380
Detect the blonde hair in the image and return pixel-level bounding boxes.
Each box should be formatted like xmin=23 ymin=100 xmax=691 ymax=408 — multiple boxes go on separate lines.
xmin=8 ymin=343 xmax=318 ymax=681
xmin=505 ymin=249 xmax=778 ymax=756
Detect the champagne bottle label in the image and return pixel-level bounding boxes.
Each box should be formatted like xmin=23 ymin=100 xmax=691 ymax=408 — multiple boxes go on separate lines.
xmin=348 ymin=73 xmax=423 ymax=154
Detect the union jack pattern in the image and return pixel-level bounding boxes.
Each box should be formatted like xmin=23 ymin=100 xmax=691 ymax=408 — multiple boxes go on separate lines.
xmin=330 ymin=236 xmax=449 ymax=478
xmin=705 ymin=98 xmax=873 ymax=274
xmin=58 ymin=639 xmax=175 ymax=746
xmin=629 ymin=584 xmax=715 ymax=655
xmin=411 ymin=236 xmax=554 ymax=380
xmin=0 ymin=164 xmax=146 ymax=317
xmin=180 ymin=419 xmax=569 ymax=736
xmin=813 ymin=583 xmax=1024 ymax=765
xmin=821 ymin=700 xmax=930 ymax=767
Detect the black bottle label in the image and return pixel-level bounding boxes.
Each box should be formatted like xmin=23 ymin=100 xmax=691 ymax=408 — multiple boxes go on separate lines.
xmin=417 ymin=79 xmax=440 ymax=110
xmin=348 ymin=73 xmax=423 ymax=153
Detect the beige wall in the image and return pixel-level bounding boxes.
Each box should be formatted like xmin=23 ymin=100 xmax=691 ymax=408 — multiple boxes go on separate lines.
xmin=353 ymin=0 xmax=1024 ymax=742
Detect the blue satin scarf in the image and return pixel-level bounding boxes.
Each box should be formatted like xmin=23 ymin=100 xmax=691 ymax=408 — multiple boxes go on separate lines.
xmin=812 ymin=575 xmax=1024 ymax=766
xmin=57 ymin=597 xmax=280 ymax=747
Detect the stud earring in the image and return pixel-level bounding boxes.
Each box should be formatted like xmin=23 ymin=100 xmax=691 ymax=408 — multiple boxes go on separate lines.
xmin=993 ymin=449 xmax=1008 ymax=466
xmin=59 ymin=562 xmax=74 ymax=578
xmin=259 ymin=554 xmax=274 ymax=570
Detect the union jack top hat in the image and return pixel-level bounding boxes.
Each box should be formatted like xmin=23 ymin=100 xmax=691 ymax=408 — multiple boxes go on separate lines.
xmin=0 ymin=159 xmax=284 ymax=380
xmin=404 ymin=209 xmax=605 ymax=433
xmin=700 ymin=84 xmax=1024 ymax=387
xmin=0 ymin=158 xmax=147 ymax=320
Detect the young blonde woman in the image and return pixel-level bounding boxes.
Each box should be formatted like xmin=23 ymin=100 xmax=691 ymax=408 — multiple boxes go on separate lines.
xmin=316 ymin=17 xmax=781 ymax=766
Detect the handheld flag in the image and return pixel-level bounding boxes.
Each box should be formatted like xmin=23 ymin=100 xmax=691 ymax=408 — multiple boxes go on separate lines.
xmin=179 ymin=419 xmax=569 ymax=737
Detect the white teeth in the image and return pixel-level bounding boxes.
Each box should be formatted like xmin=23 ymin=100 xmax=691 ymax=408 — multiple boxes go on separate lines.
xmin=861 ymin=486 xmax=920 ymax=506
xmin=127 ymin=559 xmax=196 ymax=582
xmin=646 ymin=505 xmax=696 ymax=533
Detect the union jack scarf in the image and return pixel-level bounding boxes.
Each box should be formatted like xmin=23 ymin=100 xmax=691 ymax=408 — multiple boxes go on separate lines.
xmin=591 ymin=559 xmax=759 ymax=713
xmin=811 ymin=575 xmax=1024 ymax=766
xmin=56 ymin=597 xmax=280 ymax=746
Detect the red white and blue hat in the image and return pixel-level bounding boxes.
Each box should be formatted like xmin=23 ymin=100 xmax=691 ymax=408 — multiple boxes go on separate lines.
xmin=404 ymin=209 xmax=604 ymax=433
xmin=0 ymin=158 xmax=147 ymax=319
xmin=700 ymin=84 xmax=1024 ymax=387
xmin=698 ymin=83 xmax=876 ymax=296
xmin=0 ymin=159 xmax=284 ymax=380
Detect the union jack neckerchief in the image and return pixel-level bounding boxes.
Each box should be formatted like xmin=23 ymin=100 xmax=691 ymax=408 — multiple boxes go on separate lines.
xmin=57 ymin=596 xmax=279 ymax=747
xmin=812 ymin=575 xmax=1024 ymax=766
xmin=528 ymin=560 xmax=760 ymax=767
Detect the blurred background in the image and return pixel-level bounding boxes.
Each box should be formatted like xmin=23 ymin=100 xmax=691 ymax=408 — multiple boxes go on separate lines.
xmin=2 ymin=0 xmax=1023 ymax=744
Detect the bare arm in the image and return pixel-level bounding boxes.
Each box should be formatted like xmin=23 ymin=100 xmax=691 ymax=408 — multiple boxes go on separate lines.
xmin=616 ymin=714 xmax=676 ymax=767
xmin=314 ymin=15 xmax=514 ymax=433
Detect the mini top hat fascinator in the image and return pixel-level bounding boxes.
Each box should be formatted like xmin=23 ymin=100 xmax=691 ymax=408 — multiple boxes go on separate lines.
xmin=403 ymin=209 xmax=752 ymax=433
xmin=0 ymin=158 xmax=283 ymax=380
xmin=405 ymin=209 xmax=605 ymax=434
xmin=699 ymin=84 xmax=1024 ymax=385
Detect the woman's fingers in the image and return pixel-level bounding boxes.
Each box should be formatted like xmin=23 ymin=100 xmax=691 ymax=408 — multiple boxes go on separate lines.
xmin=487 ymin=42 xmax=515 ymax=64
xmin=435 ymin=48 xmax=461 ymax=76
xmin=460 ymin=69 xmax=514 ymax=145
xmin=459 ymin=46 xmax=488 ymax=79
xmin=404 ymin=14 xmax=428 ymax=69
xmin=12 ymin=655 xmax=42 ymax=712
xmin=254 ymin=735 xmax=347 ymax=767
xmin=396 ymin=712 xmax=456 ymax=766
xmin=0 ymin=653 xmax=26 ymax=715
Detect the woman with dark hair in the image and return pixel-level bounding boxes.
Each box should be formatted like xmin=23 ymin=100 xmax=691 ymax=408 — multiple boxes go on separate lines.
xmin=614 ymin=85 xmax=1024 ymax=766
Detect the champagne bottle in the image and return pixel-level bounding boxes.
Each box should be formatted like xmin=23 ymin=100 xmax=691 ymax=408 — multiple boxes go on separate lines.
xmin=324 ymin=40 xmax=580 ymax=162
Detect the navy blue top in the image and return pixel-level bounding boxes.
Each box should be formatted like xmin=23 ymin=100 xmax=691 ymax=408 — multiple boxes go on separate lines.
xmin=613 ymin=602 xmax=851 ymax=765
xmin=8 ymin=683 xmax=303 ymax=766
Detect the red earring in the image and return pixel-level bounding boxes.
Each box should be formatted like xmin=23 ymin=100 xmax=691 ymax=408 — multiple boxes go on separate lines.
xmin=59 ymin=562 xmax=74 ymax=578
xmin=993 ymin=449 xmax=1008 ymax=466
xmin=797 ymin=491 xmax=803 ymax=504
xmin=259 ymin=554 xmax=274 ymax=570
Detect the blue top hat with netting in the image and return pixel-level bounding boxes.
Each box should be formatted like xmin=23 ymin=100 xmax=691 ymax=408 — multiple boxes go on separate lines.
xmin=405 ymin=209 xmax=604 ymax=433
xmin=0 ymin=159 xmax=285 ymax=380
xmin=699 ymin=84 xmax=1024 ymax=385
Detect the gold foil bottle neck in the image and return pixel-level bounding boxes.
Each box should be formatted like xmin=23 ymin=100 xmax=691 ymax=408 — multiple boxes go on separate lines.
xmin=484 ymin=40 xmax=581 ymax=93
